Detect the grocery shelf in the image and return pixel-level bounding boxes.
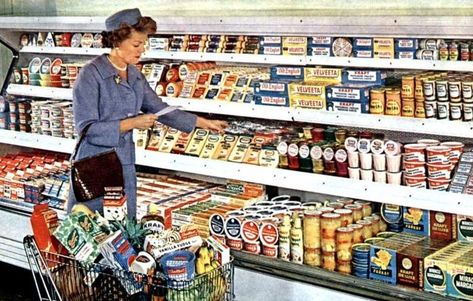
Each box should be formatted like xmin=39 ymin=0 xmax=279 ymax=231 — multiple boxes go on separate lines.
xmin=7 ymin=84 xmax=73 ymax=99
xmin=20 ymin=46 xmax=108 ymax=56
xmin=232 ymin=251 xmax=456 ymax=301
xmin=137 ymin=150 xmax=473 ymax=216
xmin=0 ymin=129 xmax=75 ymax=153
xmin=164 ymin=97 xmax=473 ymax=138
xmin=0 ymin=198 xmax=67 ymax=220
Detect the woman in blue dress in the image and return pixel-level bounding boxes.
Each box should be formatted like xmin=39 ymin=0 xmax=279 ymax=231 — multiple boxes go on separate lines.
xmin=67 ymin=8 xmax=227 ymax=217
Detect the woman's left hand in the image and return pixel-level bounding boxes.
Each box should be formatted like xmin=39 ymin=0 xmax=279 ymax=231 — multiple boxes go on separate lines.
xmin=196 ymin=117 xmax=228 ymax=133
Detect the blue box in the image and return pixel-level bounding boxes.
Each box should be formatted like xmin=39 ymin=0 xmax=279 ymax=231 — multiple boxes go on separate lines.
xmin=342 ymin=70 xmax=386 ymax=85
xmin=308 ymin=36 xmax=332 ymax=46
xmin=395 ymin=51 xmax=416 ymax=59
xmin=326 ymin=84 xmax=371 ymax=102
xmin=254 ymin=80 xmax=289 ymax=96
xmin=369 ymin=242 xmax=399 ymax=285
xmin=394 ymin=38 xmax=419 ymax=51
xmin=353 ymin=49 xmax=373 ymax=58
xmin=326 ymin=99 xmax=369 ymax=113
xmin=308 ymin=46 xmax=332 ymax=57
xmin=254 ymin=94 xmax=289 ymax=107
xmin=258 ymin=45 xmax=282 ymax=55
xmin=403 ymin=207 xmax=430 ymax=236
xmin=270 ymin=66 xmax=304 ymax=81
xmin=353 ymin=37 xmax=373 ymax=48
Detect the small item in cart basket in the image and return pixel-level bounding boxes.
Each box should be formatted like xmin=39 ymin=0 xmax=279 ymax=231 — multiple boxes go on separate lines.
xmin=103 ymin=187 xmax=127 ymax=222
xmin=161 ymin=250 xmax=195 ymax=282
xmin=129 ymin=251 xmax=156 ymax=275
xmin=30 ymin=204 xmax=67 ymax=256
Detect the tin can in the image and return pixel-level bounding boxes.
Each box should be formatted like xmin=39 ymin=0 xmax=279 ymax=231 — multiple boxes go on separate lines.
xmin=385 ymin=88 xmax=401 ymax=116
xmin=450 ymin=103 xmax=462 ymax=120
xmin=415 ymin=101 xmax=426 ymax=118
xmin=401 ymin=75 xmax=415 ymax=99
xmin=464 ymin=103 xmax=473 ymax=121
xmin=424 ymin=101 xmax=437 ymax=118
xmin=437 ymin=101 xmax=449 ymax=120
xmin=462 ymin=80 xmax=473 ymax=102
xmin=461 ymin=43 xmax=470 ymax=61
xmin=335 ymin=129 xmax=347 ymax=144
xmin=369 ymin=88 xmax=385 ymax=114
xmin=401 ymin=99 xmax=415 ymax=117
xmin=448 ymin=80 xmax=462 ymax=102
xmin=435 ymin=79 xmax=449 ymax=101
xmin=423 ymin=78 xmax=436 ymax=101
xmin=414 ymin=76 xmax=424 ymax=100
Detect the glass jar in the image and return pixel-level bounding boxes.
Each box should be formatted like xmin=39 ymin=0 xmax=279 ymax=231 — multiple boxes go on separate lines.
xmin=334 ymin=208 xmax=354 ymax=227
xmin=354 ymin=200 xmax=372 ymax=217
xmin=356 ymin=219 xmax=373 ymax=240
xmin=320 ymin=213 xmax=342 ymax=252
xmin=344 ymin=204 xmax=363 ymax=222
xmin=348 ymin=223 xmax=364 ymax=244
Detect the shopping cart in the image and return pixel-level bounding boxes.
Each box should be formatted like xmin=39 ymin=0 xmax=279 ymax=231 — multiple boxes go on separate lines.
xmin=23 ymin=235 xmax=235 ymax=301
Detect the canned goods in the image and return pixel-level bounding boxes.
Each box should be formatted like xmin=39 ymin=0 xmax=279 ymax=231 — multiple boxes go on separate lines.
xmin=435 ymin=79 xmax=449 ymax=101
xmin=415 ymin=101 xmax=426 ymax=118
xmin=369 ymin=88 xmax=385 ymax=114
xmin=437 ymin=102 xmax=449 ymax=119
xmin=401 ymin=100 xmax=415 ymax=117
xmin=402 ymin=75 xmax=415 ymax=99
xmin=423 ymin=79 xmax=436 ymax=101
xmin=464 ymin=103 xmax=473 ymax=121
xmin=463 ymin=80 xmax=473 ymax=102
xmin=450 ymin=103 xmax=462 ymax=121
xmin=385 ymin=88 xmax=401 ymax=116
xmin=448 ymin=80 xmax=462 ymax=102
xmin=424 ymin=101 xmax=437 ymax=118
xmin=414 ymin=76 xmax=424 ymax=100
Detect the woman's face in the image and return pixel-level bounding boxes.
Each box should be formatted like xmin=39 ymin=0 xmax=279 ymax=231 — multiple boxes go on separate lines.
xmin=115 ymin=30 xmax=147 ymax=65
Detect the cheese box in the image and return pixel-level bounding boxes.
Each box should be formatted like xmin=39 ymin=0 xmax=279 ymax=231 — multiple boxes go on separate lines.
xmin=200 ymin=133 xmax=222 ymax=159
xmin=395 ymin=51 xmax=416 ymax=59
xmin=446 ymin=260 xmax=473 ymax=300
xmin=353 ymin=49 xmax=373 ymax=58
xmin=228 ymin=136 xmax=252 ymax=163
xmin=308 ymin=46 xmax=332 ymax=57
xmin=270 ymin=66 xmax=304 ymax=81
xmin=374 ymin=38 xmax=394 ymax=51
xmin=259 ymin=46 xmax=282 ymax=55
xmin=282 ymin=45 xmax=307 ymax=56
xmin=430 ymin=211 xmax=457 ymax=241
xmin=146 ymin=124 xmax=168 ymax=151
xmin=326 ymin=84 xmax=371 ymax=102
xmin=403 ymin=207 xmax=430 ymax=236
xmin=458 ymin=215 xmax=473 ymax=242
xmin=353 ymin=38 xmax=373 ymax=49
xmin=254 ymin=80 xmax=289 ymax=96
xmin=308 ymin=36 xmax=332 ymax=46
xmin=242 ymin=137 xmax=268 ymax=165
xmin=254 ymin=94 xmax=289 ymax=107
xmin=259 ymin=36 xmax=282 ymax=45
xmin=304 ymin=67 xmax=342 ymax=84
xmin=424 ymin=255 xmax=450 ymax=296
xmin=394 ymin=38 xmax=419 ymax=51
xmin=288 ymin=82 xmax=326 ymax=110
xmin=341 ymin=70 xmax=386 ymax=85
xmin=158 ymin=128 xmax=180 ymax=153
xmin=185 ymin=129 xmax=209 ymax=157
xmin=171 ymin=131 xmax=193 ymax=154
xmin=212 ymin=134 xmax=238 ymax=161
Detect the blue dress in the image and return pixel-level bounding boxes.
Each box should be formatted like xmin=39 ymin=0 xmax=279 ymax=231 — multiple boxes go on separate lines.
xmin=67 ymin=54 xmax=197 ymax=217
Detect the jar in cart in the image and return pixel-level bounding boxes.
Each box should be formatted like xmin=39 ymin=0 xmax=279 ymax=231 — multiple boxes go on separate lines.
xmin=356 ymin=219 xmax=373 ymax=240
xmin=303 ymin=209 xmax=322 ymax=266
xmin=348 ymin=223 xmax=364 ymax=244
xmin=334 ymin=208 xmax=353 ymax=227
xmin=354 ymin=200 xmax=372 ymax=217
xmin=320 ymin=213 xmax=342 ymax=253
xmin=344 ymin=204 xmax=363 ymax=222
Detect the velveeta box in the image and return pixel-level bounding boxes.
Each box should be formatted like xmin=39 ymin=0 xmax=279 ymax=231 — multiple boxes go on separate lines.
xmin=458 ymin=215 xmax=473 ymax=242
xmin=304 ymin=67 xmax=342 ymax=84
xmin=403 ymin=207 xmax=430 ymax=236
xmin=288 ymin=82 xmax=327 ymax=110
xmin=430 ymin=211 xmax=457 ymax=241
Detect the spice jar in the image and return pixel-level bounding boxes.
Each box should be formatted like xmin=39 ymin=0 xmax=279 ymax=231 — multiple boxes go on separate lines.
xmin=320 ymin=213 xmax=342 ymax=252
xmin=303 ymin=209 xmax=322 ymax=266
xmin=356 ymin=219 xmax=373 ymax=240
xmin=345 ymin=204 xmax=363 ymax=222
xmin=348 ymin=223 xmax=364 ymax=244
xmin=287 ymin=142 xmax=300 ymax=170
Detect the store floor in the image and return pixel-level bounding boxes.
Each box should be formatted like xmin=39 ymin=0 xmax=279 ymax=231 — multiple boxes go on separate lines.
xmin=0 ymin=262 xmax=35 ymax=301
xmin=235 ymin=268 xmax=375 ymax=301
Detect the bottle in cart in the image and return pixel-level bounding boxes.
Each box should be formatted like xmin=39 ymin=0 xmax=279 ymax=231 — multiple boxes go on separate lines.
xmin=278 ymin=214 xmax=291 ymax=261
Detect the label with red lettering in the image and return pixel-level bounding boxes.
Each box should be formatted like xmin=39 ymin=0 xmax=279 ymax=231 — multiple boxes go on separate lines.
xmin=242 ymin=220 xmax=260 ymax=243
xmin=259 ymin=222 xmax=279 ymax=246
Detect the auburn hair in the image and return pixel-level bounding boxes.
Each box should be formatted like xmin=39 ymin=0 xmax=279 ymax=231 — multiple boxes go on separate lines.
xmin=102 ymin=16 xmax=156 ymax=48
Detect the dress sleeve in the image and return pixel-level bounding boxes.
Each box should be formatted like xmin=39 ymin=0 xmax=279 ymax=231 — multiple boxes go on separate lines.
xmin=141 ymin=77 xmax=197 ymax=133
xmin=72 ymin=65 xmax=121 ymax=147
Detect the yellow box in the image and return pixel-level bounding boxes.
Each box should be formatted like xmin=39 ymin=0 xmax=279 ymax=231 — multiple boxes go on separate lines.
xmin=304 ymin=67 xmax=342 ymax=84
xmin=288 ymin=82 xmax=327 ymax=109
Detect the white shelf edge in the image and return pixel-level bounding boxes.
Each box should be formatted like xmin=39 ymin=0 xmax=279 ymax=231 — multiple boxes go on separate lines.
xmin=163 ymin=97 xmax=473 ymax=138
xmin=20 ymin=46 xmax=109 ymax=56
xmin=7 ymin=84 xmax=73 ymax=100
xmin=136 ymin=150 xmax=473 ymax=216
xmin=0 ymin=129 xmax=75 ymax=153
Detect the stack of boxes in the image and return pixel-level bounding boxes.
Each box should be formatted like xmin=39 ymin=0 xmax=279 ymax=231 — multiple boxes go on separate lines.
xmin=282 ymin=37 xmax=307 ymax=56
xmin=374 ymin=38 xmax=395 ymax=59
xmin=259 ymin=36 xmax=282 ymax=55
xmin=307 ymin=37 xmax=333 ymax=57
xmin=353 ymin=38 xmax=374 ymax=58
xmin=395 ymin=38 xmax=419 ymax=59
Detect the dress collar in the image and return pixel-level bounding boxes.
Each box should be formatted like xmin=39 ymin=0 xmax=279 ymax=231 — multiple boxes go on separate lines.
xmin=91 ymin=54 xmax=142 ymax=84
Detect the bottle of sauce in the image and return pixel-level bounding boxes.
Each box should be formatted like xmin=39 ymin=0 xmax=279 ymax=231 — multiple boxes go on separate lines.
xmin=290 ymin=213 xmax=303 ymax=264
xmin=278 ymin=215 xmax=291 ymax=261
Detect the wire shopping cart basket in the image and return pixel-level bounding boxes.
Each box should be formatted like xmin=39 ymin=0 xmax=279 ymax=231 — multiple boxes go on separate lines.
xmin=23 ymin=235 xmax=235 ymax=301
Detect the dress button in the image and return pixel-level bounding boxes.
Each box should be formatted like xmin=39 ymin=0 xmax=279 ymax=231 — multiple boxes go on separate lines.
xmin=127 ymin=113 xmax=134 ymax=117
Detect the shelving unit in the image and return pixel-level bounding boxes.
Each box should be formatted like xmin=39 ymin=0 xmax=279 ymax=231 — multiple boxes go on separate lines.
xmin=7 ymin=84 xmax=473 ymax=138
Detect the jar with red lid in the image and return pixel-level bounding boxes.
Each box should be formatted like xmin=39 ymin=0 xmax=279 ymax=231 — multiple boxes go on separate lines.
xmin=311 ymin=127 xmax=325 ymax=143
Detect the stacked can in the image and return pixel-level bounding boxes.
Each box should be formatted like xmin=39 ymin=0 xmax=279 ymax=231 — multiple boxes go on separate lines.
xmin=425 ymin=141 xmax=463 ymax=191
xmin=351 ymin=243 xmax=370 ymax=278
xmin=62 ymin=104 xmax=75 ymax=139
xmin=335 ymin=226 xmax=353 ymax=274
xmin=381 ymin=203 xmax=404 ymax=232
xmin=403 ymin=143 xmax=428 ymax=189
xmin=17 ymin=98 xmax=32 ymax=132
xmin=320 ymin=213 xmax=341 ymax=271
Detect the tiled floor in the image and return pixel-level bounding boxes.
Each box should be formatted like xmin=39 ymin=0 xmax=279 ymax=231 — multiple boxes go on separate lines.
xmin=0 ymin=262 xmax=35 ymax=301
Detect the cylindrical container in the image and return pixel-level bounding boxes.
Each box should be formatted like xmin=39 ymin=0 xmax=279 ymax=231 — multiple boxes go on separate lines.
xmin=448 ymin=80 xmax=462 ymax=102
xmin=365 ymin=216 xmax=380 ymax=236
xmin=424 ymin=100 xmax=437 ymax=118
xmin=336 ymin=227 xmax=353 ymax=259
xmin=354 ymin=200 xmax=372 ymax=217
xmin=278 ymin=215 xmax=291 ymax=261
xmin=348 ymin=223 xmax=364 ymax=244
xmin=462 ymin=80 xmax=473 ymax=102
xmin=290 ymin=214 xmax=304 ymax=264
xmin=303 ymin=210 xmax=321 ymax=266
xmin=356 ymin=219 xmax=373 ymax=240
xmin=345 ymin=204 xmax=363 ymax=222
xmin=335 ymin=129 xmax=347 ymax=144
xmin=423 ymin=78 xmax=436 ymax=101
xmin=436 ymin=79 xmax=449 ymax=101
xmin=415 ymin=101 xmax=426 ymax=118
xmin=464 ymin=103 xmax=473 ymax=121
xmin=401 ymin=99 xmax=415 ymax=117
xmin=402 ymin=75 xmax=415 ymax=99
xmin=461 ymin=43 xmax=470 ymax=61
xmin=334 ymin=208 xmax=353 ymax=227
xmin=287 ymin=143 xmax=300 ymax=170
xmin=322 ymin=251 xmax=336 ymax=271
xmin=298 ymin=142 xmax=312 ymax=173
xmin=320 ymin=213 xmax=341 ymax=253
xmin=385 ymin=88 xmax=401 ymax=116
xmin=370 ymin=88 xmax=385 ymax=114
xmin=327 ymin=202 xmax=344 ymax=210
xmin=437 ymin=100 xmax=449 ymax=119
xmin=311 ymin=128 xmax=325 ymax=143
xmin=449 ymin=41 xmax=459 ymax=61
xmin=450 ymin=103 xmax=462 ymax=121
xmin=277 ymin=140 xmax=289 ymax=169
xmin=414 ymin=76 xmax=424 ymax=100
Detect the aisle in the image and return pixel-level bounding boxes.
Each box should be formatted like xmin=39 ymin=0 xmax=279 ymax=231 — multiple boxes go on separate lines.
xmin=234 ymin=268 xmax=374 ymax=301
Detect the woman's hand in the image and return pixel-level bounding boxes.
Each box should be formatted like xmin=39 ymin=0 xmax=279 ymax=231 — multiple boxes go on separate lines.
xmin=120 ymin=114 xmax=156 ymax=132
xmin=196 ymin=117 xmax=228 ymax=133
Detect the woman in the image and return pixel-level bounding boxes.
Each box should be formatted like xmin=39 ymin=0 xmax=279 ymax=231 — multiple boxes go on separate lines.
xmin=67 ymin=8 xmax=227 ymax=217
